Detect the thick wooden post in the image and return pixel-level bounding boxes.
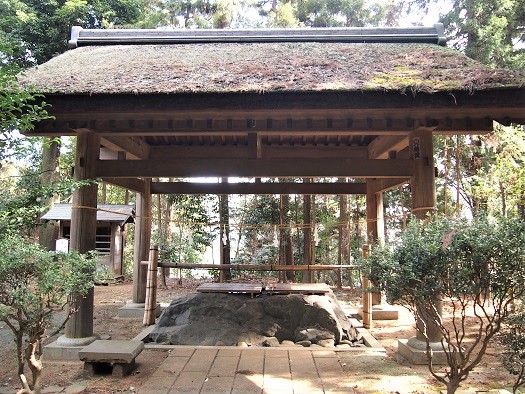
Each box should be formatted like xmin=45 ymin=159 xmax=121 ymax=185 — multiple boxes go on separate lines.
xmin=410 ymin=130 xmax=441 ymax=343
xmin=143 ymin=246 xmax=159 ymax=326
xmin=133 ymin=179 xmax=152 ymax=304
xmin=366 ymin=181 xmax=384 ymax=305
xmin=361 ymin=245 xmax=372 ymax=329
xmin=64 ymin=131 xmax=99 ymax=341
xmin=410 ymin=130 xmax=436 ymax=218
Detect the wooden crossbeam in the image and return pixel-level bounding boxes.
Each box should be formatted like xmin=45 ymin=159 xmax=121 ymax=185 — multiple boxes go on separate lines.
xmin=150 ymin=181 xmax=367 ymax=195
xmin=96 ymin=158 xmax=412 ymax=178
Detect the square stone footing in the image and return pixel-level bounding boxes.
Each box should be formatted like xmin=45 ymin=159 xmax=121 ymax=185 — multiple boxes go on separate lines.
xmin=44 ymin=335 xmax=109 ymax=361
xmin=357 ymin=304 xmax=399 ymax=320
xmin=398 ymin=338 xmax=448 ymax=365
xmin=44 ymin=342 xmax=85 ymax=361
xmin=118 ymin=303 xmax=160 ymax=318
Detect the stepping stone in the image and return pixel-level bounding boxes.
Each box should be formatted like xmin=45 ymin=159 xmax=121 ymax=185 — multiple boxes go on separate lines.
xmin=79 ymin=340 xmax=144 ymax=377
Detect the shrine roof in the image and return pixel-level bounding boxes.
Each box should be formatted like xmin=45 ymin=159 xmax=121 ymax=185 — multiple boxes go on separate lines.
xmin=19 ymin=25 xmax=524 ymax=96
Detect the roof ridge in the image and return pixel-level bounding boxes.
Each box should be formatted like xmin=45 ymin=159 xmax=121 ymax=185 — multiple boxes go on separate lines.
xmin=68 ymin=24 xmax=446 ymax=48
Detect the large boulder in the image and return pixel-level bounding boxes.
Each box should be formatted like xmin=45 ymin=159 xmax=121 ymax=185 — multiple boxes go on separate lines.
xmin=149 ymin=291 xmax=355 ymax=347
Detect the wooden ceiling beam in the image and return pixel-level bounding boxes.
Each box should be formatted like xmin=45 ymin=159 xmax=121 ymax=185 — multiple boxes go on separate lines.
xmin=367 ymin=178 xmax=410 ymax=194
xmin=35 ymin=90 xmax=525 ymax=114
xmin=29 ymin=114 xmax=498 ymax=137
xmin=148 ymin=145 xmax=369 ymax=160
xmin=150 ymin=181 xmax=367 ymax=195
xmin=102 ymin=177 xmax=146 ymax=193
xmin=100 ymin=136 xmax=150 ymax=160
xmin=95 ymin=158 xmax=412 ymax=178
xmin=368 ymin=135 xmax=409 ymax=159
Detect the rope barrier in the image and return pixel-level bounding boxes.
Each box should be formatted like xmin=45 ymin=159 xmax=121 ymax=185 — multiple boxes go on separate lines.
xmin=70 ymin=204 xmax=414 ymax=230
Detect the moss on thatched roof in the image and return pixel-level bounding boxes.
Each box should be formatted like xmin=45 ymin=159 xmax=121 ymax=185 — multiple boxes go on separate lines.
xmin=19 ymin=42 xmax=524 ymax=95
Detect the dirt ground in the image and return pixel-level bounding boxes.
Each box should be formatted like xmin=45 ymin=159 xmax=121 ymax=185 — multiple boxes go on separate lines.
xmin=0 ymin=278 xmax=518 ymax=393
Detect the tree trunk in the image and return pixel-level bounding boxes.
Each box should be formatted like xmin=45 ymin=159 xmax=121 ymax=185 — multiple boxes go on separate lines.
xmin=156 ymin=184 xmax=168 ymax=288
xmin=38 ymin=138 xmax=61 ymax=251
xmin=235 ymin=195 xmax=247 ymax=259
xmin=219 ymin=181 xmax=231 ymax=281
xmin=279 ymin=194 xmax=294 ymax=282
xmin=338 ymin=179 xmax=349 ymax=288
xmin=303 ymin=180 xmax=313 ymax=283
xmin=100 ymin=182 xmax=107 ymax=204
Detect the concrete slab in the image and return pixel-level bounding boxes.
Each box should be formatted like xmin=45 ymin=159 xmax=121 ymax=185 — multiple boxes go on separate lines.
xmin=398 ymin=338 xmax=448 ymax=365
xmin=357 ymin=304 xmax=399 ymax=320
xmin=79 ymin=340 xmax=144 ymax=363
xmin=44 ymin=334 xmax=108 ymax=361
xmin=117 ymin=302 xmax=160 ymax=318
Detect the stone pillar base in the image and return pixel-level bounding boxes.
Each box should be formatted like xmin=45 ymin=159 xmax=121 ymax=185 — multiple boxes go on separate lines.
xmin=398 ymin=337 xmax=448 ymax=365
xmin=118 ymin=302 xmax=161 ymax=318
xmin=44 ymin=334 xmax=108 ymax=361
xmin=357 ymin=304 xmax=399 ymax=320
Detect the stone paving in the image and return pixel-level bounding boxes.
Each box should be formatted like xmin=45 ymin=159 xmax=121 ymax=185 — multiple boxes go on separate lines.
xmin=138 ymin=347 xmax=363 ymax=394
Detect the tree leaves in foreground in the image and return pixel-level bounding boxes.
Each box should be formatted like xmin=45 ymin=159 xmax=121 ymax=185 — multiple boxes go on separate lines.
xmin=500 ymin=304 xmax=525 ymax=393
xmin=361 ymin=215 xmax=525 ymax=394
xmin=0 ymin=235 xmax=96 ymax=394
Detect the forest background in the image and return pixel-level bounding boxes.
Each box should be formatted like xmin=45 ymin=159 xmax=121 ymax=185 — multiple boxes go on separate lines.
xmin=1 ymin=0 xmax=524 ymax=284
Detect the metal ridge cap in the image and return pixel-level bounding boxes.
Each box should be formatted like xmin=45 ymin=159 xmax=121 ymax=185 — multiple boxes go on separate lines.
xmin=69 ymin=23 xmax=446 ymax=48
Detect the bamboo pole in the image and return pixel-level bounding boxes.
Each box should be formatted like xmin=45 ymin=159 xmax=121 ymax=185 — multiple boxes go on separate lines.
xmin=362 ymin=244 xmax=372 ymax=330
xmin=143 ymin=246 xmax=159 ymax=326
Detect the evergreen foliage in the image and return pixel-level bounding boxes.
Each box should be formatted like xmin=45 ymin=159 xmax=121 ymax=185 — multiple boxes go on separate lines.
xmin=361 ymin=215 xmax=525 ymax=393
xmin=0 ymin=235 xmax=96 ymax=393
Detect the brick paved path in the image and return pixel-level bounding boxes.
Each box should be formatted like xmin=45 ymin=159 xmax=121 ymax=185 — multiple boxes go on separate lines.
xmin=139 ymin=347 xmax=360 ymax=394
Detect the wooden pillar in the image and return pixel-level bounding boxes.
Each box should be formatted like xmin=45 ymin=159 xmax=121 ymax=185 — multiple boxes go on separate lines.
xmin=366 ymin=181 xmax=384 ymax=305
xmin=133 ymin=179 xmax=152 ymax=304
xmin=64 ymin=131 xmax=99 ymax=340
xmin=361 ymin=245 xmax=372 ymax=329
xmin=366 ymin=183 xmax=385 ymax=246
xmin=410 ymin=130 xmax=441 ymax=342
xmin=410 ymin=130 xmax=436 ymax=218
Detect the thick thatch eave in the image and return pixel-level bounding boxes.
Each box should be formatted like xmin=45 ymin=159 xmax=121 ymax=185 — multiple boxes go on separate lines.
xmin=19 ymin=42 xmax=524 ymax=96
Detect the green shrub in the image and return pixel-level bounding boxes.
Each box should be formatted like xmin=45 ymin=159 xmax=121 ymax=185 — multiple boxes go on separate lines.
xmin=0 ymin=234 xmax=96 ymax=393
xmin=360 ymin=216 xmax=525 ymax=394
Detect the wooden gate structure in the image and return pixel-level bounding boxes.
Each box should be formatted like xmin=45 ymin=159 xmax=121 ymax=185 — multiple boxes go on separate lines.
xmin=19 ymin=24 xmax=525 ymax=345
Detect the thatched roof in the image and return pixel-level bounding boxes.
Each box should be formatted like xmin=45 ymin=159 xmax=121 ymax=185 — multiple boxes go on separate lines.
xmin=19 ymin=27 xmax=524 ymax=96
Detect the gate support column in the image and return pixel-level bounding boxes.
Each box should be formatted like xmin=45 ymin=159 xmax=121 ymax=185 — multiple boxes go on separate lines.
xmin=398 ymin=130 xmax=446 ymax=364
xmin=48 ymin=131 xmax=100 ymax=358
xmin=133 ymin=178 xmax=152 ymax=304
xmin=119 ymin=179 xmax=155 ymax=318
xmin=361 ymin=181 xmax=398 ymax=320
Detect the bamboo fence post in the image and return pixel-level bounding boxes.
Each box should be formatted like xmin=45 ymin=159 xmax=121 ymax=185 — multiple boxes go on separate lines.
xmin=143 ymin=246 xmax=159 ymax=326
xmin=362 ymin=244 xmax=373 ymax=330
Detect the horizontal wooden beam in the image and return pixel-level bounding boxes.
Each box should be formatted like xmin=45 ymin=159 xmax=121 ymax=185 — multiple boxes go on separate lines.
xmin=95 ymin=158 xmax=413 ymax=178
xmin=100 ymin=136 xmax=150 ymax=160
xmin=150 ymin=181 xmax=367 ymax=195
xmin=36 ymin=90 xmax=525 ymax=114
xmin=31 ymin=114 xmax=497 ymax=136
xmin=102 ymin=177 xmax=145 ymax=193
xmin=149 ymin=144 xmax=369 ymax=160
xmin=367 ymin=178 xmax=410 ymax=194
xmin=368 ymin=135 xmax=409 ymax=159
